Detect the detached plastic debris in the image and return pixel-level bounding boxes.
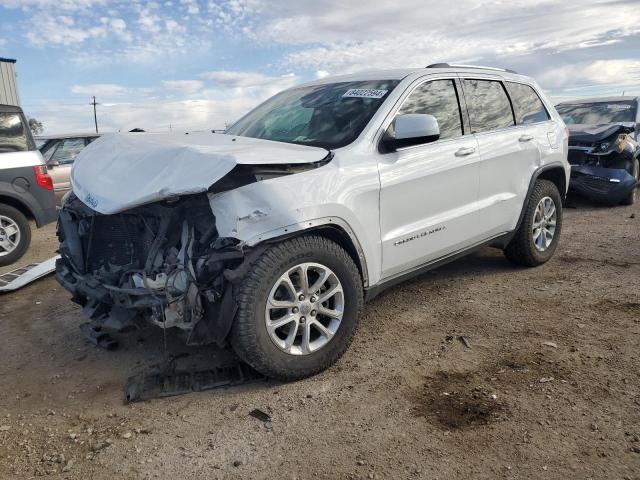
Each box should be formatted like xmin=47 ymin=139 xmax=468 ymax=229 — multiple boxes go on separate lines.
xmin=249 ymin=409 xmax=271 ymax=422
xmin=0 ymin=255 xmax=60 ymax=293
xmin=124 ymin=361 xmax=265 ymax=404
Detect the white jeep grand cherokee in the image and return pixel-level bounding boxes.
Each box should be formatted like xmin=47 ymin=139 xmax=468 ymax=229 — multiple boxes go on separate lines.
xmin=57 ymin=64 xmax=569 ymax=380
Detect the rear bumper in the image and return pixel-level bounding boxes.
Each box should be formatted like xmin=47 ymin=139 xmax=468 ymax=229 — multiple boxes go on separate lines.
xmin=569 ymin=165 xmax=637 ymax=203
xmin=37 ymin=204 xmax=58 ymax=227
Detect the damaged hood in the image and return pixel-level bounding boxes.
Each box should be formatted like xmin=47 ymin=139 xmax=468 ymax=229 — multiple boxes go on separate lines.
xmin=567 ymin=122 xmax=636 ymax=144
xmin=71 ymin=132 xmax=330 ymax=214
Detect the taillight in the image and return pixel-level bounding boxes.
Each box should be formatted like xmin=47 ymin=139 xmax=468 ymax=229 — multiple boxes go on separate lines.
xmin=33 ymin=165 xmax=54 ymax=191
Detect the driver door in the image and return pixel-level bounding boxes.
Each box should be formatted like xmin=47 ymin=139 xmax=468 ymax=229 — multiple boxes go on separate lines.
xmin=377 ymin=78 xmax=483 ymax=279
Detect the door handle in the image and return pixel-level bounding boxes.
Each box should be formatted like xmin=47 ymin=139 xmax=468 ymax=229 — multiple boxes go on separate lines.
xmin=454 ymin=147 xmax=476 ymax=157
xmin=519 ymin=134 xmax=534 ymax=142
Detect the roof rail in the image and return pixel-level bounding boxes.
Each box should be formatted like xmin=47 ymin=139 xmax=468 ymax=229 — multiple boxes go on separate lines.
xmin=426 ymin=63 xmax=518 ymax=74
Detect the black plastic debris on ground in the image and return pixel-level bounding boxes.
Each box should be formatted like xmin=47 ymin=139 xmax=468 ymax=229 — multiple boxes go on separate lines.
xmin=249 ymin=408 xmax=271 ymax=422
xmin=80 ymin=322 xmax=118 ymax=350
xmin=124 ymin=362 xmax=266 ymax=404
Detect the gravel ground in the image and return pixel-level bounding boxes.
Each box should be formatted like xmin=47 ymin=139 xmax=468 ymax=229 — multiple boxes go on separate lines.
xmin=0 ymin=198 xmax=638 ymax=479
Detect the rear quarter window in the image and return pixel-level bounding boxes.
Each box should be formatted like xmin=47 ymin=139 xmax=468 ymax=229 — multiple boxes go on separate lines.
xmin=506 ymin=82 xmax=550 ymax=124
xmin=461 ymin=79 xmax=515 ymax=133
xmin=0 ymin=112 xmax=31 ymax=153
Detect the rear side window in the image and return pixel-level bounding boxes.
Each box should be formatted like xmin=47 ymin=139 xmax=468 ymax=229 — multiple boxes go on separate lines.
xmin=0 ymin=112 xmax=29 ymax=153
xmin=40 ymin=139 xmax=59 ymax=162
xmin=50 ymin=138 xmax=86 ymax=165
xmin=462 ymin=79 xmax=514 ymax=133
xmin=397 ymin=79 xmax=463 ymax=140
xmin=506 ymin=82 xmax=549 ymax=124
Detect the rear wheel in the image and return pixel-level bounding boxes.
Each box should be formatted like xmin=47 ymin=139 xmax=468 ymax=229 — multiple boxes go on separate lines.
xmin=621 ymin=158 xmax=639 ymax=206
xmin=0 ymin=204 xmax=31 ymax=267
xmin=504 ymin=179 xmax=563 ymax=267
xmin=230 ymin=235 xmax=363 ymax=381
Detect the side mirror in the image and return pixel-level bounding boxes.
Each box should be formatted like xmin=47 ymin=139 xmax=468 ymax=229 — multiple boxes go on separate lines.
xmin=48 ymin=160 xmax=60 ymax=167
xmin=382 ymin=114 xmax=440 ymax=151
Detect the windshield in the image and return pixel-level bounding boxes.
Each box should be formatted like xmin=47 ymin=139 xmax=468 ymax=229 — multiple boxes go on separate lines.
xmin=226 ymin=80 xmax=399 ymax=149
xmin=0 ymin=112 xmax=30 ymax=153
xmin=556 ymin=101 xmax=637 ymax=125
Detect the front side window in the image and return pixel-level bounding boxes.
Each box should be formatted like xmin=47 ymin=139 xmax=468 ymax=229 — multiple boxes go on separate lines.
xmin=396 ymin=79 xmax=463 ymax=140
xmin=506 ymin=82 xmax=550 ymax=124
xmin=0 ymin=112 xmax=29 ymax=153
xmin=49 ymin=138 xmax=86 ymax=165
xmin=462 ymin=79 xmax=515 ymax=133
xmin=226 ymin=80 xmax=399 ymax=149
xmin=555 ymin=101 xmax=637 ymax=125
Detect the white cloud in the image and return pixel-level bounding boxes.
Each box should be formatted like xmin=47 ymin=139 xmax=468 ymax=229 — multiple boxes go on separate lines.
xmin=107 ymin=17 xmax=132 ymax=42
xmin=201 ymin=70 xmax=297 ymax=88
xmin=25 ymin=15 xmax=99 ymax=46
xmin=273 ymin=0 xmax=640 ymax=75
xmin=181 ymin=0 xmax=199 ymax=15
xmin=538 ymin=60 xmax=640 ymax=92
xmin=71 ymin=83 xmax=128 ymax=96
xmin=162 ymin=80 xmax=204 ymax=93
xmin=31 ymin=71 xmax=300 ymax=134
xmin=137 ymin=8 xmax=162 ymax=34
xmin=0 ymin=0 xmax=105 ymax=10
xmin=8 ymin=0 xmax=640 ymax=131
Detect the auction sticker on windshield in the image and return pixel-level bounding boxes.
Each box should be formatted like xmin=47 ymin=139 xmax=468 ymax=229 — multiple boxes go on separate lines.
xmin=343 ymin=89 xmax=388 ymax=99
xmin=607 ymin=104 xmax=631 ymax=109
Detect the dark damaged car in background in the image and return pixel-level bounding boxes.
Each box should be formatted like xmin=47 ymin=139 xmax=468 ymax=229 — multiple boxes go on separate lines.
xmin=555 ymin=96 xmax=639 ymax=205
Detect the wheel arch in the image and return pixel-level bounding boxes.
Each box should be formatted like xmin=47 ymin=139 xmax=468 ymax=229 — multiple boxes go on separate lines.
xmin=495 ymin=162 xmax=567 ymax=249
xmin=248 ymin=220 xmax=370 ymax=287
xmin=0 ymin=193 xmax=35 ymax=221
xmin=536 ymin=165 xmax=567 ymax=200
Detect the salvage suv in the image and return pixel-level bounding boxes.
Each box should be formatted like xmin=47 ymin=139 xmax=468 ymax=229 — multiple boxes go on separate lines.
xmin=0 ymin=104 xmax=57 ymax=266
xmin=57 ymin=65 xmax=569 ymax=380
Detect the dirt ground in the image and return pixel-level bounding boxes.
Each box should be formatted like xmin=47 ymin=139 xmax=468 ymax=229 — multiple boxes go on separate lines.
xmin=0 ymin=197 xmax=639 ymax=480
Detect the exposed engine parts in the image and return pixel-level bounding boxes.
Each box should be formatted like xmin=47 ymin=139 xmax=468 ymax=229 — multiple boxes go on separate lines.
xmin=56 ymin=193 xmax=246 ymax=346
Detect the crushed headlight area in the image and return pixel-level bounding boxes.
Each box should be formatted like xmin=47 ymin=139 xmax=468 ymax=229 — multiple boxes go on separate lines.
xmin=56 ymin=192 xmax=249 ymax=348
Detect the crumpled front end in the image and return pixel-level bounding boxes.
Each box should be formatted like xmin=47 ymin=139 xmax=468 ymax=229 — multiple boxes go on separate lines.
xmin=567 ymin=125 xmax=638 ymax=203
xmin=56 ymin=192 xmax=246 ymax=345
xmin=569 ymin=165 xmax=637 ymax=204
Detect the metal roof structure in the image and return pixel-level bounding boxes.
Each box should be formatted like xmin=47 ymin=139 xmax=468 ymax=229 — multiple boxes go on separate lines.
xmin=0 ymin=57 xmax=20 ymax=106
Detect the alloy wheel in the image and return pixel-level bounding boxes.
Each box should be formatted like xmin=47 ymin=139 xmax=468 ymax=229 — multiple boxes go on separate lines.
xmin=532 ymin=196 xmax=557 ymax=252
xmin=0 ymin=215 xmax=21 ymax=257
xmin=264 ymin=262 xmax=344 ymax=355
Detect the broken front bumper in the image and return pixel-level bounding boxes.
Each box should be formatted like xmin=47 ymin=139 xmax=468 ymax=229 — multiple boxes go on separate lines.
xmin=55 ymin=193 xmax=245 ymax=345
xmin=569 ymin=165 xmax=637 ymax=204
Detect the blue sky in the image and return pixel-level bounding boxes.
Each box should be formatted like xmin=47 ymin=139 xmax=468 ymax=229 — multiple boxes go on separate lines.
xmin=1 ymin=0 xmax=639 ymax=134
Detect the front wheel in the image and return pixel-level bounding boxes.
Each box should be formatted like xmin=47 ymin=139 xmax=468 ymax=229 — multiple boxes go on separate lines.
xmin=0 ymin=204 xmax=32 ymax=267
xmin=230 ymin=235 xmax=363 ymax=381
xmin=504 ymin=179 xmax=563 ymax=267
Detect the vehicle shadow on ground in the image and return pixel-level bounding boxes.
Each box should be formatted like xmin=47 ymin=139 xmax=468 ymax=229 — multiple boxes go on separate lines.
xmin=369 ymin=246 xmax=516 ymax=306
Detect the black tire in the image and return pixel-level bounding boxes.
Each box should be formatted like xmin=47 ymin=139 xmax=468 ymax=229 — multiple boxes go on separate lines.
xmin=504 ymin=179 xmax=563 ymax=267
xmin=620 ymin=158 xmax=639 ymax=206
xmin=0 ymin=204 xmax=31 ymax=267
xmin=230 ymin=235 xmax=363 ymax=381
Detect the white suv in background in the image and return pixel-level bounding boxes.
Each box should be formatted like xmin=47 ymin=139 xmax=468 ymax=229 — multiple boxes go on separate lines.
xmin=57 ymin=64 xmax=569 ymax=380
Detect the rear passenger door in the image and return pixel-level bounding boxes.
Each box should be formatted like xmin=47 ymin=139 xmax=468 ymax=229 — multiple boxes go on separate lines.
xmin=378 ymin=78 xmax=482 ymax=279
xmin=460 ymin=78 xmax=543 ymax=237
